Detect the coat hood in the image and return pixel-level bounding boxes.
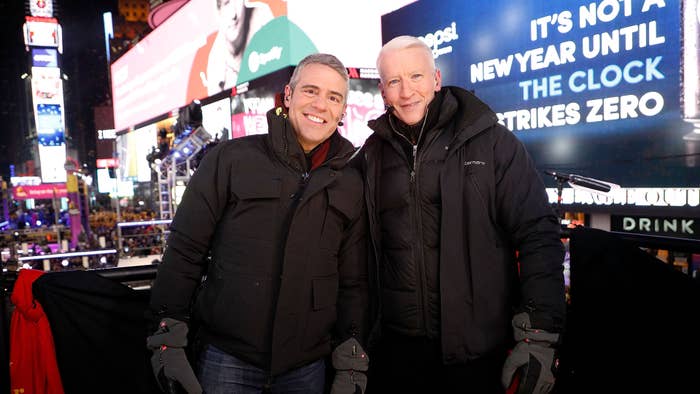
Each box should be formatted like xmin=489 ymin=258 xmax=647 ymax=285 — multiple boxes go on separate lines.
xmin=367 ymin=86 xmax=500 ymax=146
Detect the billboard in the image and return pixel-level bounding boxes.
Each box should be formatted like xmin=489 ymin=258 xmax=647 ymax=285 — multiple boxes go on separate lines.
xmin=38 ymin=145 xmax=66 ymax=183
xmin=29 ymin=0 xmax=54 ymax=18
xmin=201 ymin=97 xmax=232 ymax=139
xmin=23 ymin=16 xmax=61 ymax=49
xmin=338 ymin=74 xmax=384 ymax=147
xmin=382 ymin=0 xmax=699 ymax=190
xmin=12 ymin=184 xmax=67 ymax=200
xmin=116 ymin=124 xmax=157 ymax=183
xmin=111 ymin=0 xmax=414 ymax=132
xmin=31 ymin=48 xmax=58 ymax=67
xmin=230 ymin=67 xmax=290 ymax=138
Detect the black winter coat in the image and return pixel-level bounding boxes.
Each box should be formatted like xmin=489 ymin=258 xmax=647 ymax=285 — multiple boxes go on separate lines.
xmin=150 ymin=108 xmax=369 ymax=376
xmin=359 ymin=87 xmax=565 ymax=363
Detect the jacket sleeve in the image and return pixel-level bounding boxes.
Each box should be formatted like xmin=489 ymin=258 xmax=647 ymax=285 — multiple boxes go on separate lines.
xmin=149 ymin=142 xmax=235 ymax=321
xmin=492 ymin=125 xmax=566 ymax=332
xmin=335 ymin=191 xmax=370 ymax=347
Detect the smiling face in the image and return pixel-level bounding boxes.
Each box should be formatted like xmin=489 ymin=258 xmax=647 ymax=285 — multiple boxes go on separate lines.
xmin=378 ymin=46 xmax=442 ymax=125
xmin=218 ymin=0 xmax=247 ymax=54
xmin=284 ymin=63 xmax=347 ymax=152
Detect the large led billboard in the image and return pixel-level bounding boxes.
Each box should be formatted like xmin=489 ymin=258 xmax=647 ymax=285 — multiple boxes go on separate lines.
xmin=23 ymin=16 xmax=61 ymax=49
xmin=339 ymin=74 xmax=385 ymax=147
xmin=111 ymin=0 xmax=414 ymax=132
xmin=201 ymin=97 xmax=232 ymax=140
xmin=38 ymin=145 xmax=66 ymax=183
xmin=116 ymin=124 xmax=157 ymax=183
xmin=111 ymin=0 xmax=277 ymax=131
xmin=382 ymin=0 xmax=699 ymax=194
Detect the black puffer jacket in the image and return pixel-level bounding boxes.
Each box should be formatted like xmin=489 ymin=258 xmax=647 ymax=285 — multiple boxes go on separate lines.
xmin=150 ymin=108 xmax=369 ymax=376
xmin=359 ymin=87 xmax=564 ymax=363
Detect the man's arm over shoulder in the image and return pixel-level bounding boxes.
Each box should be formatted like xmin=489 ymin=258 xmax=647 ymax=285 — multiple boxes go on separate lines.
xmin=149 ymin=141 xmax=237 ymax=320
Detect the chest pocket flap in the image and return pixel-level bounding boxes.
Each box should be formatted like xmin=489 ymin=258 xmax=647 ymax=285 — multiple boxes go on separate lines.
xmin=326 ymin=187 xmax=359 ymax=222
xmin=234 ymin=177 xmax=281 ymax=200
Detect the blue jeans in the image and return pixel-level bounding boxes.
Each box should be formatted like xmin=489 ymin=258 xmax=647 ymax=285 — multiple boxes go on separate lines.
xmin=197 ymin=345 xmax=326 ymax=394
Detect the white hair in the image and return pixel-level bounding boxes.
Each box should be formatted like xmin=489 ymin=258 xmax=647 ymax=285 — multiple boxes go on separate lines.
xmin=376 ymin=35 xmax=436 ymax=82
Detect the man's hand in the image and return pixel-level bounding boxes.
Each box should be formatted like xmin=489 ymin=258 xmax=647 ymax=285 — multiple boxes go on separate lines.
xmin=146 ymin=318 xmax=202 ymax=394
xmin=331 ymin=338 xmax=369 ymax=394
xmin=502 ymin=313 xmax=559 ymax=394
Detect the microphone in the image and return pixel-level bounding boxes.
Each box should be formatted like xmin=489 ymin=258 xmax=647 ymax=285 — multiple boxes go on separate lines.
xmin=544 ymin=170 xmax=615 ymax=193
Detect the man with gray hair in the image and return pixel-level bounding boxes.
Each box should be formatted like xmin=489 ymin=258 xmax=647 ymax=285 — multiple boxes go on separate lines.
xmin=358 ymin=35 xmax=565 ymax=393
xmin=148 ymin=53 xmax=369 ymax=394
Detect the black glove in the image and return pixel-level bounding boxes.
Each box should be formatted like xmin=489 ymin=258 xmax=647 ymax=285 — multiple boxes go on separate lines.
xmin=147 ymin=318 xmax=203 ymax=394
xmin=331 ymin=338 xmax=369 ymax=394
xmin=502 ymin=313 xmax=559 ymax=394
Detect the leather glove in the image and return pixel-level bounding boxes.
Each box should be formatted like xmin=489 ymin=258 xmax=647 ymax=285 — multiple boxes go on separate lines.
xmin=502 ymin=312 xmax=559 ymax=394
xmin=147 ymin=318 xmax=203 ymax=394
xmin=331 ymin=338 xmax=369 ymax=394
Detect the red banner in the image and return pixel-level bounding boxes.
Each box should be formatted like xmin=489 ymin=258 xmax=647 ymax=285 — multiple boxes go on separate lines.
xmin=12 ymin=184 xmax=67 ymax=200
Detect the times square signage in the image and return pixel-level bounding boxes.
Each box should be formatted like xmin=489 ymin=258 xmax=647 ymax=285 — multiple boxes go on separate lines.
xmin=611 ymin=215 xmax=698 ymax=239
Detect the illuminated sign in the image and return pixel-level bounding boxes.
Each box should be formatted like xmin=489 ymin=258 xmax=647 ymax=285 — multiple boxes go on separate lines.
xmin=383 ymin=1 xmax=699 ymax=190
xmin=98 ymin=129 xmax=117 ymax=139
xmin=38 ymin=145 xmax=67 ymax=183
xmin=10 ymin=176 xmax=42 ymax=186
xmin=546 ymin=187 xmax=700 ymax=208
xmin=611 ymin=215 xmax=699 ymax=239
xmin=23 ymin=16 xmax=61 ymax=49
xmin=116 ymin=124 xmax=157 ymax=183
xmin=338 ymin=78 xmax=384 ymax=147
xmin=31 ymin=66 xmax=63 ymax=103
xmin=31 ymin=48 xmax=58 ymax=67
xmin=29 ymin=0 xmax=54 ymax=18
xmin=12 ymin=183 xmax=67 ymax=200
xmin=35 ymin=103 xmax=65 ymax=146
xmin=110 ymin=0 xmax=411 ymax=131
xmin=201 ymin=97 xmax=232 ymax=140
xmin=96 ymin=158 xmax=119 ymax=168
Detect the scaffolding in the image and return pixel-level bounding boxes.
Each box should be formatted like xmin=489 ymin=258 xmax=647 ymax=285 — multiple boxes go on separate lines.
xmin=155 ymin=126 xmax=211 ymax=220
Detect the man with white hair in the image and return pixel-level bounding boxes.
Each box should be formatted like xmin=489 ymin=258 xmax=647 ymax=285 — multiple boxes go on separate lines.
xmin=357 ymin=36 xmax=565 ymax=393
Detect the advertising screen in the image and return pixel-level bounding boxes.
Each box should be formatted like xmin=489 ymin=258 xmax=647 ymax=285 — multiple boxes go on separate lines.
xmin=201 ymin=97 xmax=232 ymax=140
xmin=31 ymin=66 xmax=63 ymax=103
xmin=382 ymin=0 xmax=699 ymax=190
xmin=230 ymin=67 xmax=290 ymax=138
xmin=32 ymin=48 xmax=58 ymax=67
xmin=35 ymin=103 xmax=65 ymax=146
xmin=29 ymin=0 xmax=54 ymax=18
xmin=38 ymin=145 xmax=66 ymax=183
xmin=111 ymin=0 xmax=414 ymax=132
xmin=23 ymin=16 xmax=61 ymax=48
xmin=111 ymin=0 xmax=277 ymax=131
xmin=116 ymin=124 xmax=157 ymax=183
xmin=339 ymin=75 xmax=385 ymax=147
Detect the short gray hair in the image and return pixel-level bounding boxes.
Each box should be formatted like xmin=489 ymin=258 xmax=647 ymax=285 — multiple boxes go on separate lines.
xmin=376 ymin=35 xmax=436 ymax=82
xmin=289 ymin=53 xmax=349 ymax=93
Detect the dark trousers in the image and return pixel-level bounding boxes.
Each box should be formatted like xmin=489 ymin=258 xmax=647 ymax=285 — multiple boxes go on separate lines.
xmin=367 ymin=334 xmax=505 ymax=394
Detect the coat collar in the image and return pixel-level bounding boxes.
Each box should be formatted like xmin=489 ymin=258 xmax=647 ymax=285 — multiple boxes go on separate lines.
xmin=266 ymin=107 xmax=356 ymax=172
xmin=367 ymin=86 xmax=499 ymax=146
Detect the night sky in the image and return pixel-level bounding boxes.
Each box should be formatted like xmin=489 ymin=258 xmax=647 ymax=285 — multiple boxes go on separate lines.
xmin=0 ymin=0 xmax=118 ymax=180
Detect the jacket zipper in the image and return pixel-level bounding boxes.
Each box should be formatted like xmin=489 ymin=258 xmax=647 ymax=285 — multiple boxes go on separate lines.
xmin=390 ymin=113 xmax=432 ymax=335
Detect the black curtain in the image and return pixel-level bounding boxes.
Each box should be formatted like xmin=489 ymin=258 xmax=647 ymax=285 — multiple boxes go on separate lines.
xmin=33 ymin=270 xmax=159 ymax=394
xmin=556 ymin=227 xmax=700 ymax=393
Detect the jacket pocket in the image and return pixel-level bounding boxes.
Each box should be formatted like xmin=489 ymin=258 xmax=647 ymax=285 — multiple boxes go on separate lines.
xmin=196 ymin=271 xmax=274 ymax=351
xmin=303 ymin=275 xmax=338 ymax=350
xmin=230 ymin=178 xmax=281 ymax=239
xmin=320 ymin=189 xmax=358 ymax=251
